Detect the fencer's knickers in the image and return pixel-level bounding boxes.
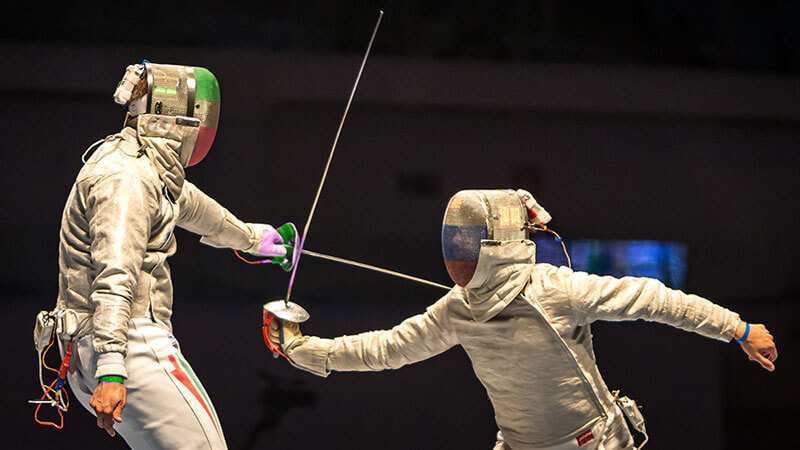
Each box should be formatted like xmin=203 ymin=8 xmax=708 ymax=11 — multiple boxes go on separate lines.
xmin=65 ymin=319 xmax=227 ymax=449
xmin=493 ymin=405 xmax=634 ymax=450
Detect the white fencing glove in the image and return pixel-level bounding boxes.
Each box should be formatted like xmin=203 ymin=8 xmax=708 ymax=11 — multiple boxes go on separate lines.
xmin=268 ymin=319 xmax=302 ymax=350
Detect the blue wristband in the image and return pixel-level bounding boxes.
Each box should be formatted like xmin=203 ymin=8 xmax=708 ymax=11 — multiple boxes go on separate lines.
xmin=735 ymin=322 xmax=750 ymax=344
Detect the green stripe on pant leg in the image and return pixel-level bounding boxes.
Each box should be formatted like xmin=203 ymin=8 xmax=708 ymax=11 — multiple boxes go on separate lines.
xmin=175 ymin=352 xmax=223 ymax=434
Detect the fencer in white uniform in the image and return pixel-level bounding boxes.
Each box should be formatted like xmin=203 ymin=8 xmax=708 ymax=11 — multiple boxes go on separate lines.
xmin=270 ymin=189 xmax=778 ymax=449
xmin=53 ymin=62 xmax=290 ymax=449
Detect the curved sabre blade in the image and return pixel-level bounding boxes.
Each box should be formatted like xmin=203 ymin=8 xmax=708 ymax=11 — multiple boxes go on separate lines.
xmin=284 ymin=10 xmax=385 ymax=315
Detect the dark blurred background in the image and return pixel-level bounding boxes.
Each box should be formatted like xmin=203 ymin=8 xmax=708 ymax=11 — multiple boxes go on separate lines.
xmin=1 ymin=1 xmax=798 ymax=449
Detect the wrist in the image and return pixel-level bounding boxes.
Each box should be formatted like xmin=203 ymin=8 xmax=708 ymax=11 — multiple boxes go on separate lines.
xmin=97 ymin=375 xmax=125 ymax=384
xmin=735 ymin=322 xmax=750 ymax=344
xmin=731 ymin=319 xmax=744 ymax=341
xmin=95 ymin=351 xmax=128 ymax=378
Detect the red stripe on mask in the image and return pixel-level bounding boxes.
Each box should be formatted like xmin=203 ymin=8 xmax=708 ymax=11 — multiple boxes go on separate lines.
xmin=188 ymin=127 xmax=217 ymax=166
xmin=444 ymin=260 xmax=478 ymax=287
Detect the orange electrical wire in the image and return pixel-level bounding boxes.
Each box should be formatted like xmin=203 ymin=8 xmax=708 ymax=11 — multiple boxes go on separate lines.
xmin=233 ymin=250 xmax=268 ymax=265
xmin=34 ymin=333 xmax=72 ymax=429
xmin=61 ymin=385 xmax=70 ymax=411
xmin=41 ymin=332 xmax=59 ymax=374
xmin=34 ymin=379 xmax=64 ymax=429
xmin=39 ymin=332 xmax=61 ymax=397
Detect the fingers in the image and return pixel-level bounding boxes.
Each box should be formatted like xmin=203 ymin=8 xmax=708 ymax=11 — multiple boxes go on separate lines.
xmin=94 ymin=405 xmax=117 ymax=436
xmin=267 ymin=320 xmax=301 ymax=349
xmin=264 ymin=226 xmax=283 ymax=244
xmin=765 ymin=345 xmax=778 ymax=362
xmin=113 ymin=392 xmax=126 ymax=423
xmin=745 ymin=347 xmax=776 ymax=371
xmin=100 ymin=413 xmax=117 ymax=436
xmin=753 ymin=351 xmax=775 ymax=372
xmin=90 ymin=384 xmax=125 ymax=436
xmin=754 ymin=323 xmax=778 ymax=362
xmin=267 ymin=320 xmax=282 ymax=347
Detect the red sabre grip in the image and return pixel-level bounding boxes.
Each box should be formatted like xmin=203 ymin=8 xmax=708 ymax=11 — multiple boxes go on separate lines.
xmin=262 ymin=310 xmax=290 ymax=361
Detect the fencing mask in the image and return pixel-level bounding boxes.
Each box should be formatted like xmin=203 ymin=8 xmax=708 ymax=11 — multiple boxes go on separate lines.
xmin=114 ymin=62 xmax=220 ymax=167
xmin=442 ymin=190 xmax=530 ymax=287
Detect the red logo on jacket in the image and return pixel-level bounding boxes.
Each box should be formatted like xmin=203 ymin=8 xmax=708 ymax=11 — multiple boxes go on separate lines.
xmin=576 ymin=429 xmax=595 ymax=446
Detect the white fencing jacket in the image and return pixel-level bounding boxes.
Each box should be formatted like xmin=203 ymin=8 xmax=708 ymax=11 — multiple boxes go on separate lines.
xmin=56 ymin=124 xmax=267 ymax=378
xmin=285 ymin=240 xmax=739 ymax=449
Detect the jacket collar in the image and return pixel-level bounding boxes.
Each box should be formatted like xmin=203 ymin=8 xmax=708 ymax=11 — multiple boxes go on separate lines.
xmin=458 ymin=240 xmax=536 ymax=322
xmin=134 ymin=115 xmax=187 ymax=200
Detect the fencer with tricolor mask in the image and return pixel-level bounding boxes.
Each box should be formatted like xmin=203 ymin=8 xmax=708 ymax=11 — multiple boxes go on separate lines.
xmin=442 ymin=189 xmax=552 ymax=287
xmin=276 ymin=186 xmax=761 ymax=450
xmin=114 ymin=62 xmax=220 ymax=167
xmin=34 ymin=60 xmax=291 ymax=447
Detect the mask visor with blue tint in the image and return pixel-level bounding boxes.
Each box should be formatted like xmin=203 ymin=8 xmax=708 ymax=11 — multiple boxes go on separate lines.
xmin=442 ymin=224 xmax=487 ymax=286
xmin=441 ymin=190 xmax=528 ymax=287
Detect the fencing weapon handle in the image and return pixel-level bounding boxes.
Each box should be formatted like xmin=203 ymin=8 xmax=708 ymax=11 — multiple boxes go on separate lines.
xmin=285 ymin=10 xmax=384 ymax=305
xmin=301 ymin=249 xmax=450 ymax=290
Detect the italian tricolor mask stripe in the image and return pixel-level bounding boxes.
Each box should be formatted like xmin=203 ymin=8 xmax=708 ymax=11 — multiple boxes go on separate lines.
xmin=189 ymin=67 xmax=220 ymax=166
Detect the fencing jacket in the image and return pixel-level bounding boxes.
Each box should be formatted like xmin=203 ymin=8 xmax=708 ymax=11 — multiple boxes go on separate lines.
xmin=56 ymin=125 xmax=266 ymax=378
xmin=285 ymin=240 xmax=739 ymax=449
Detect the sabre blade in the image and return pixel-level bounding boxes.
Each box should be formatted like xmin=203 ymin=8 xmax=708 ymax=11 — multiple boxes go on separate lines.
xmin=285 ymin=10 xmax=385 ymax=304
xmin=300 ymin=249 xmax=450 ymax=290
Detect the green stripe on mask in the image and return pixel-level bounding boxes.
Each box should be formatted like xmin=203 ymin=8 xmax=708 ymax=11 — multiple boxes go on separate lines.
xmin=193 ymin=67 xmax=221 ymax=103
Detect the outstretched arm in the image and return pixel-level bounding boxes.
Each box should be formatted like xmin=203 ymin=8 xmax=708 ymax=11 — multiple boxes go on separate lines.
xmin=276 ymin=297 xmax=458 ymax=377
xmin=558 ymin=267 xmax=777 ymax=371
xmin=177 ymin=180 xmax=285 ymax=256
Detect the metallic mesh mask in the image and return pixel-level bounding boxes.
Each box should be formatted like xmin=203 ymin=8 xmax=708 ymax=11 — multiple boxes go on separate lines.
xmin=442 ymin=190 xmax=528 ymax=286
xmin=143 ymin=62 xmax=220 ymax=166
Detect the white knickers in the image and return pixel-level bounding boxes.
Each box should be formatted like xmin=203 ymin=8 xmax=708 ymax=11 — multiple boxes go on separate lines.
xmin=66 ymin=318 xmax=227 ymax=449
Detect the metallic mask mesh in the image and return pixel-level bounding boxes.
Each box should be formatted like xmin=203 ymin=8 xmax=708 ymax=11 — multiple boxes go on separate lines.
xmin=143 ymin=63 xmax=220 ymax=166
xmin=145 ymin=63 xmax=195 ymax=118
xmin=442 ymin=190 xmax=528 ymax=286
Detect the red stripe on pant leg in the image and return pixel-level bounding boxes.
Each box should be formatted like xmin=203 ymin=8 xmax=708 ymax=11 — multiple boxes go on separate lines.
xmin=167 ymin=354 xmax=221 ymax=440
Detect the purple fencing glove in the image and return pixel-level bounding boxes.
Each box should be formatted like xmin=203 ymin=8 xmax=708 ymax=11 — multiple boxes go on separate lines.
xmin=256 ymin=225 xmax=287 ymax=257
xmin=241 ymin=223 xmax=297 ymax=271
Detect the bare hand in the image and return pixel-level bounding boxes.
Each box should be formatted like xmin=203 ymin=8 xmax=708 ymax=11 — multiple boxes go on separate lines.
xmin=89 ymin=382 xmax=127 ymax=436
xmin=737 ymin=322 xmax=778 ymax=372
xmin=268 ymin=319 xmax=302 ymax=350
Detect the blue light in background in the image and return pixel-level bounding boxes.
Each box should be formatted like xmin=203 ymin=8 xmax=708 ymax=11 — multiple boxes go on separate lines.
xmin=532 ymin=236 xmax=688 ymax=290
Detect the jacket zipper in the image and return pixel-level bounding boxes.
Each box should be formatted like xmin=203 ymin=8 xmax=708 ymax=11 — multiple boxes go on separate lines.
xmin=520 ymin=294 xmax=608 ymax=421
